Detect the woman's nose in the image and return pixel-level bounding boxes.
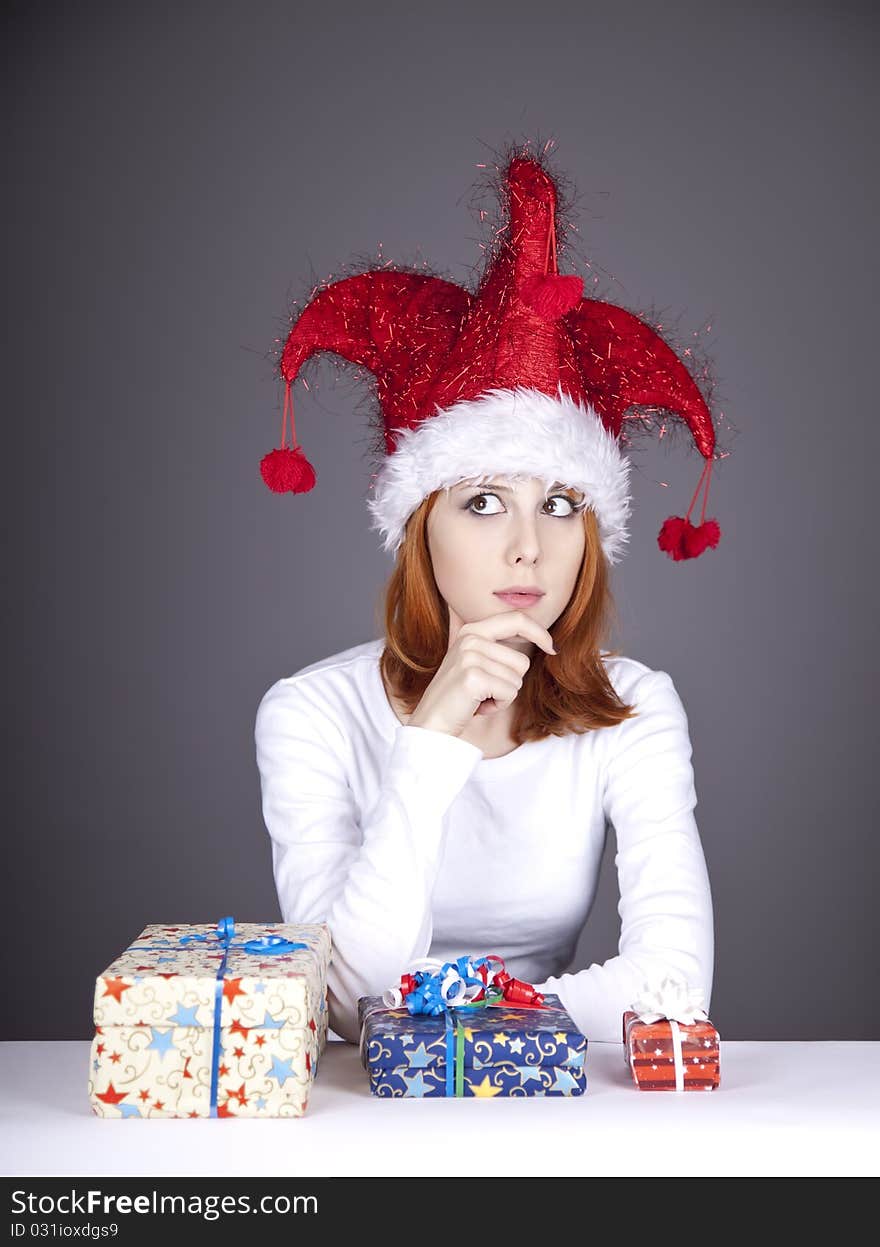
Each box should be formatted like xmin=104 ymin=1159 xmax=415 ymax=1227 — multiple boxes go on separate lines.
xmin=506 ymin=511 xmax=542 ymax=562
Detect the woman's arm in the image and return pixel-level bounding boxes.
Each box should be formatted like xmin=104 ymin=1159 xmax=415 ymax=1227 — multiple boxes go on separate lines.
xmin=255 ymin=676 xmax=484 ymax=1043
xmin=535 ymin=669 xmax=715 ymax=1042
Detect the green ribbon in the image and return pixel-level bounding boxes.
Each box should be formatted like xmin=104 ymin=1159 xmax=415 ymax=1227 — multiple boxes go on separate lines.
xmin=447 ymin=988 xmax=503 ymax=1097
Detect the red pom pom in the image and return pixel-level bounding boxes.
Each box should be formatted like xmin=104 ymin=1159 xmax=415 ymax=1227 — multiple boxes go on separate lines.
xmin=658 ymin=515 xmax=687 ymax=559
xmin=519 ymin=273 xmax=583 ymax=320
xmin=658 ymin=516 xmax=721 ymax=560
xmin=260 ymin=446 xmax=316 ymax=494
xmin=683 ymin=518 xmax=721 ymax=557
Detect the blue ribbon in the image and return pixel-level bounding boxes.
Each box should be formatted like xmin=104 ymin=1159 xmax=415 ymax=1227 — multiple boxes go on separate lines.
xmin=403 ymin=955 xmax=494 ymax=1016
xmin=132 ymin=916 xmax=307 ymax=1117
xmin=445 ymin=1010 xmax=455 ymax=1097
xmin=402 ymin=956 xmax=504 ymax=1098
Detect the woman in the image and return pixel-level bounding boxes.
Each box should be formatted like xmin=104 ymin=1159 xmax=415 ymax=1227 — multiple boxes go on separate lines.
xmin=255 ymin=145 xmax=724 ymax=1044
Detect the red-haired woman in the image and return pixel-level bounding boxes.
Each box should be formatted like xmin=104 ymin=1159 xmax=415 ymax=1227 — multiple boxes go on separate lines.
xmin=255 ymin=470 xmax=713 ymax=1044
xmin=255 ymin=148 xmax=720 ymax=1045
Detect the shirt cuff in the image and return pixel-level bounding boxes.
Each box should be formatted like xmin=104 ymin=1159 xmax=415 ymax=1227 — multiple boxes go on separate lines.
xmin=387 ymin=724 xmax=484 ymax=808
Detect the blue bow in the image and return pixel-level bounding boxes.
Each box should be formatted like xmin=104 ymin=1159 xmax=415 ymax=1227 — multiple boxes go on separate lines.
xmin=403 ymin=956 xmax=504 ymax=1096
xmin=178 ymin=916 xmax=306 ymax=957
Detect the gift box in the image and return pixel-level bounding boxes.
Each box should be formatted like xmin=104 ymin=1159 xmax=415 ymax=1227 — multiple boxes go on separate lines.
xmin=622 ymin=977 xmax=720 ymax=1091
xmin=358 ymin=992 xmax=587 ymax=1098
xmin=88 ymin=916 xmax=331 ymax=1118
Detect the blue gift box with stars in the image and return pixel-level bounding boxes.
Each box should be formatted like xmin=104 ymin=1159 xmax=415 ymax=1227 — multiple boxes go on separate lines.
xmin=88 ymin=919 xmax=331 ymax=1118
xmin=358 ymin=993 xmax=587 ymax=1098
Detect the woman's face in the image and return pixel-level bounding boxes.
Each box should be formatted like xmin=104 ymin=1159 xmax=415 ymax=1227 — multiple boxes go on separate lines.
xmin=426 ymin=475 xmax=588 ymax=652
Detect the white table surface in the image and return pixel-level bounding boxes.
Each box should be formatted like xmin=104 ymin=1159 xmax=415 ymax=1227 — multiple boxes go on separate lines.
xmin=1 ymin=1039 xmax=877 ymax=1178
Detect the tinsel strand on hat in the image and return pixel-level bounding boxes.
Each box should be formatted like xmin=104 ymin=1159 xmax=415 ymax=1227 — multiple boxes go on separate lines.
xmin=261 ymin=137 xmax=732 ymax=563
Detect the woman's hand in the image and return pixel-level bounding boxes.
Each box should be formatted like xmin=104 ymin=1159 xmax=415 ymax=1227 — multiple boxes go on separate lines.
xmin=407 ymin=611 xmax=556 ymax=738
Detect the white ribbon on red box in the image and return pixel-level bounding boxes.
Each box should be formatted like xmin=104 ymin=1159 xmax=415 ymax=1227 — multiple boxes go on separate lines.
xmin=630 ymin=975 xmax=709 ymax=1092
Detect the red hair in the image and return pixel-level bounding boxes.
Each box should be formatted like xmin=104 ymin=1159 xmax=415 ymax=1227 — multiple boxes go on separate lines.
xmin=376 ymin=490 xmax=637 ymax=743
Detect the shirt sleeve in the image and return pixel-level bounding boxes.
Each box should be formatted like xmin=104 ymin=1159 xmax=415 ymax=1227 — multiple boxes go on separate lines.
xmin=254 ymin=678 xmax=484 ymax=1043
xmin=533 ymin=669 xmax=715 ymax=1042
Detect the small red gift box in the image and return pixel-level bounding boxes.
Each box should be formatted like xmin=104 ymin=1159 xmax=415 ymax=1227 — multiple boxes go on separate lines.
xmin=623 ymin=1008 xmax=720 ymax=1090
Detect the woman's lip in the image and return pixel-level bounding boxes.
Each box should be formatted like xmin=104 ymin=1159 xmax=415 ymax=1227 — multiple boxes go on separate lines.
xmin=494 ymin=591 xmax=544 ymax=605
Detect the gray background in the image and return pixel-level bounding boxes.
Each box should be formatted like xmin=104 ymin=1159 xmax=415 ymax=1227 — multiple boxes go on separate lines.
xmin=5 ymin=1 xmax=877 ymax=1040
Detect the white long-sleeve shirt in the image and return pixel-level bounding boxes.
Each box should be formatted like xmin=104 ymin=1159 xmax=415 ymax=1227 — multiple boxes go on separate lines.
xmin=254 ymin=637 xmax=714 ymax=1044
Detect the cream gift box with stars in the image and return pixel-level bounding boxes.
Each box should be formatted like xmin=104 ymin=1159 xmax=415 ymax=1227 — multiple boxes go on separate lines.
xmin=88 ymin=921 xmax=331 ymax=1119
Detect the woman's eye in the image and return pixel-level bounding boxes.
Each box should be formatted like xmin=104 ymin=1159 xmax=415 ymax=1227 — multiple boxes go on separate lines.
xmin=545 ymin=495 xmax=577 ymax=517
xmin=466 ymin=493 xmax=505 ymax=515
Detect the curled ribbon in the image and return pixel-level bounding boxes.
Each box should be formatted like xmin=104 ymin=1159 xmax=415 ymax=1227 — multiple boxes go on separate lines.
xmin=382 ymin=954 xmax=544 ymax=1013
xmin=630 ymin=974 xmax=708 ymax=1026
xmin=630 ymin=974 xmax=708 ymax=1093
xmin=133 ymin=916 xmax=307 ymax=1117
xmin=362 ymin=954 xmax=546 ymax=1097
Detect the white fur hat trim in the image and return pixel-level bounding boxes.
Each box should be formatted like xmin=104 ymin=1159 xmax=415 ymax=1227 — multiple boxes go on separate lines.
xmin=366 ymin=384 xmax=632 ymax=564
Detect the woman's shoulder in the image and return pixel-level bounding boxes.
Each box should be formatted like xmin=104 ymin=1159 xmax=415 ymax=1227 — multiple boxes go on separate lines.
xmin=255 ymin=638 xmax=384 ymax=732
xmin=598 ymin=652 xmax=689 ymax=734
xmin=597 ymin=651 xmax=691 ymax=754
xmin=281 ymin=637 xmax=384 ymax=685
xmin=599 ymin=650 xmax=666 ymax=699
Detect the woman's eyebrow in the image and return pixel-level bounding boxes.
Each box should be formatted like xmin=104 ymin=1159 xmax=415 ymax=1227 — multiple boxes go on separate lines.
xmin=457 ymin=480 xmax=584 ymax=497
xmin=453 ymin=480 xmax=513 ymax=493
